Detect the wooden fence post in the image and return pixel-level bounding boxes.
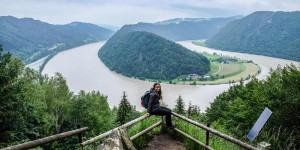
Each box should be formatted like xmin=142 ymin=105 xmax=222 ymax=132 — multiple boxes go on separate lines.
xmin=205 ymin=123 xmax=211 ymax=150
xmin=77 ymin=125 xmax=83 ymax=144
xmin=77 ymin=125 xmax=83 ymax=145
xmin=161 ymin=116 xmax=166 ymax=132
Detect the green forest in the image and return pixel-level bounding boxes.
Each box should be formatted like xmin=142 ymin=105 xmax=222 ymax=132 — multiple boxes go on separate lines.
xmin=99 ymin=31 xmax=210 ymax=80
xmin=169 ymin=64 xmax=299 ymax=149
xmin=0 ymin=45 xmax=140 ymax=149
xmin=0 ymin=16 xmax=114 ymax=63
xmin=205 ymin=64 xmax=300 ymax=149
xmin=206 ymin=11 xmax=300 ymax=61
xmin=1 ymin=44 xmax=299 ymax=149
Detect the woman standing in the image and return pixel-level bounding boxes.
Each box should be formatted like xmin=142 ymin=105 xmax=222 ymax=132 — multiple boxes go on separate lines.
xmin=148 ymin=83 xmax=175 ymax=128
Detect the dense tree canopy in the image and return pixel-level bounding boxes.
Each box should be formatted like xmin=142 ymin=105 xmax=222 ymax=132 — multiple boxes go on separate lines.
xmin=206 ymin=11 xmax=300 ymax=61
xmin=99 ymin=31 xmax=210 ymax=80
xmin=0 ymin=45 xmax=118 ymax=149
xmin=206 ymin=64 xmax=300 ymax=149
xmin=70 ymin=90 xmax=115 ymax=137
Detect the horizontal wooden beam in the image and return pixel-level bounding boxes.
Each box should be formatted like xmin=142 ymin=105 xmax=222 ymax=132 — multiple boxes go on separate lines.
xmin=81 ymin=113 xmax=150 ymax=146
xmin=2 ymin=127 xmax=89 ymax=150
xmin=130 ymin=121 xmax=161 ymax=141
xmin=172 ymin=112 xmax=256 ymax=150
xmin=121 ymin=113 xmax=151 ymax=129
xmin=174 ymin=128 xmax=213 ymax=150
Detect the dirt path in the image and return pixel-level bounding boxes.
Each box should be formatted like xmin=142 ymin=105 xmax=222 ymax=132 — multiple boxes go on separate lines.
xmin=141 ymin=133 xmax=186 ymax=150
xmin=211 ymin=62 xmax=222 ymax=75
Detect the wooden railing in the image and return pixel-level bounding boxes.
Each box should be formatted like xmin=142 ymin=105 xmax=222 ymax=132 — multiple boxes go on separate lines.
xmin=81 ymin=112 xmax=257 ymax=149
xmin=1 ymin=126 xmax=89 ymax=150
xmin=2 ymin=112 xmax=258 ymax=150
xmin=172 ymin=112 xmax=257 ymax=150
xmin=0 ymin=114 xmax=157 ymax=150
xmin=80 ymin=113 xmax=155 ymax=146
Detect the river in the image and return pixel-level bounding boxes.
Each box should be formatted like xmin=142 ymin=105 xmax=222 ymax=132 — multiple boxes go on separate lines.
xmin=41 ymin=41 xmax=299 ymax=112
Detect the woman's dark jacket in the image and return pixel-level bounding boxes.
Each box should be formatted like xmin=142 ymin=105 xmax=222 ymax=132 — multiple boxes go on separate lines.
xmin=147 ymin=91 xmax=161 ymax=114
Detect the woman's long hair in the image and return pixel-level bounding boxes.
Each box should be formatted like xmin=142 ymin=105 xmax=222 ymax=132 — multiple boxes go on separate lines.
xmin=153 ymin=83 xmax=163 ymax=100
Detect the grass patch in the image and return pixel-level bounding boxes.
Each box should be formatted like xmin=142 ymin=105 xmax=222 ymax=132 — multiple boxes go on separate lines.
xmin=128 ymin=115 xmax=162 ymax=149
xmin=213 ymin=63 xmax=245 ymax=77
xmin=147 ymin=63 xmax=259 ymax=85
xmin=222 ymin=63 xmax=246 ymax=78
xmin=202 ymin=53 xmax=221 ymax=60
xmin=170 ymin=63 xmax=259 ymax=85
xmin=207 ymin=62 xmax=220 ymax=75
xmin=192 ymin=40 xmax=206 ymax=47
xmin=207 ymin=63 xmax=246 ymax=78
xmin=173 ymin=118 xmax=244 ymax=149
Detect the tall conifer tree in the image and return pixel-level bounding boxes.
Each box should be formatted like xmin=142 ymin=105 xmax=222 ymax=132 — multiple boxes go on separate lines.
xmin=116 ymin=91 xmax=132 ymax=125
xmin=174 ymin=95 xmax=185 ymax=115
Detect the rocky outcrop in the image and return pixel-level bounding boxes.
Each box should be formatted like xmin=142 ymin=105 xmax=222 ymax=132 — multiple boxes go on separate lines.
xmin=98 ymin=128 xmax=136 ymax=150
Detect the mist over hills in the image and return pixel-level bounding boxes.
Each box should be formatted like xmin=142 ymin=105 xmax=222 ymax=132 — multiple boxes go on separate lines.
xmin=98 ymin=31 xmax=210 ymax=80
xmin=206 ymin=11 xmax=300 ymax=61
xmin=0 ymin=16 xmax=114 ymax=63
xmin=97 ymin=24 xmax=120 ymax=31
xmin=115 ymin=16 xmax=240 ymax=41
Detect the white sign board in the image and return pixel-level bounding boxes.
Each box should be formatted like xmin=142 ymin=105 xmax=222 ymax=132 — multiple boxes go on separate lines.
xmin=247 ymin=107 xmax=272 ymax=142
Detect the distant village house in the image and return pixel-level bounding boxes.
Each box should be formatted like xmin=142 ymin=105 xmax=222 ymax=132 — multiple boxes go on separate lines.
xmin=187 ymin=74 xmax=200 ymax=79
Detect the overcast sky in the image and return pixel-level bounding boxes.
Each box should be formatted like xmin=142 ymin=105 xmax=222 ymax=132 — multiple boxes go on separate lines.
xmin=1 ymin=0 xmax=299 ymax=27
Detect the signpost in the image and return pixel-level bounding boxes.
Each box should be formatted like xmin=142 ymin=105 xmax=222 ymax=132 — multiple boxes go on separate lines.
xmin=247 ymin=107 xmax=272 ymax=142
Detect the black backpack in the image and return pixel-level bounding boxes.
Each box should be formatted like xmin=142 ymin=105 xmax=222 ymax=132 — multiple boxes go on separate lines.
xmin=141 ymin=90 xmax=151 ymax=108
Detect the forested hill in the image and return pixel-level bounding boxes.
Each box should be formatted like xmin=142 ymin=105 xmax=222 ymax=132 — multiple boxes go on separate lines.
xmin=0 ymin=16 xmax=114 ymax=63
xmin=205 ymin=11 xmax=300 ymax=61
xmin=113 ymin=16 xmax=239 ymax=42
xmin=98 ymin=31 xmax=210 ymax=80
xmin=206 ymin=65 xmax=300 ymax=149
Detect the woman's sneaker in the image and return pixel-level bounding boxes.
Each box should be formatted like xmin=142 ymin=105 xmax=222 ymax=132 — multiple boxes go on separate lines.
xmin=166 ymin=125 xmax=176 ymax=129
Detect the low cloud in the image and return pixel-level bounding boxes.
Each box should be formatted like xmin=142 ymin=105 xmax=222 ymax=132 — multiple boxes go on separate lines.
xmin=1 ymin=0 xmax=299 ymax=26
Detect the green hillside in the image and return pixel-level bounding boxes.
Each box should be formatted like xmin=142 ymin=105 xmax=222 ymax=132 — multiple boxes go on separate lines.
xmin=206 ymin=65 xmax=300 ymax=149
xmin=98 ymin=31 xmax=210 ymax=80
xmin=0 ymin=16 xmax=114 ymax=63
xmin=206 ymin=11 xmax=300 ymax=61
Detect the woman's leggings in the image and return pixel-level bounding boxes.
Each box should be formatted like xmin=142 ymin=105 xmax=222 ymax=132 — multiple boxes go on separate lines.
xmin=151 ymin=106 xmax=172 ymax=127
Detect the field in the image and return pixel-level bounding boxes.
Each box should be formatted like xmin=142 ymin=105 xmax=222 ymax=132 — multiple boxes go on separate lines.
xmin=207 ymin=62 xmax=219 ymax=75
xmin=197 ymin=63 xmax=259 ymax=84
xmin=216 ymin=63 xmax=245 ymax=77
xmin=166 ymin=51 xmax=260 ymax=85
